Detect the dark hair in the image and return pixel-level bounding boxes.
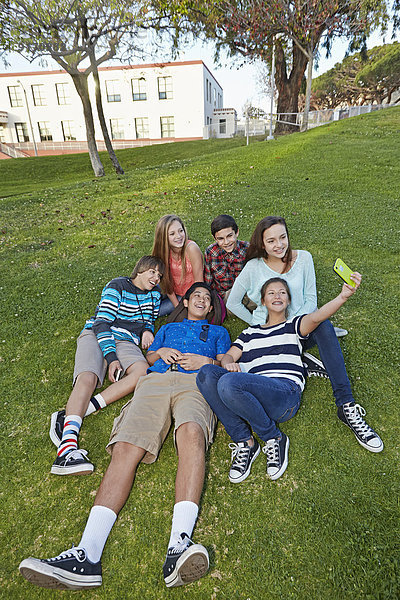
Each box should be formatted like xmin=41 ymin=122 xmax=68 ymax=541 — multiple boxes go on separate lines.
xmin=245 ymin=216 xmax=292 ymax=273
xmin=184 ymin=281 xmax=214 ymax=306
xmin=211 ymin=214 xmax=238 ymax=237
xmin=131 ymin=255 xmax=165 ymax=279
xmin=260 ymin=277 xmax=291 ymax=319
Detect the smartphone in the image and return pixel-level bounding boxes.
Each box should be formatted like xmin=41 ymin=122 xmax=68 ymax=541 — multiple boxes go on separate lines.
xmin=333 ymin=258 xmax=356 ymax=288
xmin=115 ymin=369 xmax=122 ymax=382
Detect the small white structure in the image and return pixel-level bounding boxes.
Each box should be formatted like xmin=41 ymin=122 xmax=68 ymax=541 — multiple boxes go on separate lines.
xmin=204 ymin=108 xmax=237 ymax=138
xmin=0 ymin=60 xmax=223 ymax=155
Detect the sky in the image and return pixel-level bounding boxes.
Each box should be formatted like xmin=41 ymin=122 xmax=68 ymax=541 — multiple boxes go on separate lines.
xmin=1 ymin=27 xmax=398 ymax=117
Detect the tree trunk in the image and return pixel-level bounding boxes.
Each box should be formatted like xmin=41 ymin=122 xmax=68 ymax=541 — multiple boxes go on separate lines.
xmin=70 ymin=73 xmax=105 ymax=177
xmin=90 ymin=58 xmax=124 ymax=175
xmin=274 ymin=41 xmax=309 ymax=134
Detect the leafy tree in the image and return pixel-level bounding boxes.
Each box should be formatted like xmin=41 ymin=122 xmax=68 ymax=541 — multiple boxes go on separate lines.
xmin=203 ymin=0 xmax=393 ymax=133
xmin=356 ymin=41 xmax=400 ymax=103
xmin=309 ymin=42 xmax=400 ymax=108
xmin=0 ymin=1 xmax=183 ymax=176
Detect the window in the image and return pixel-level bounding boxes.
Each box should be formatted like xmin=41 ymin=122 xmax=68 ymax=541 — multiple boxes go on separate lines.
xmin=160 ymin=116 xmax=174 ymax=138
xmin=15 ymin=122 xmax=29 ymax=142
xmin=61 ymin=120 xmax=76 ymax=141
xmin=38 ymin=121 xmax=52 ymax=141
xmin=205 ymin=78 xmax=209 ymax=102
xmin=131 ymin=77 xmax=147 ymax=101
xmin=110 ymin=118 xmax=125 ymax=140
xmin=158 ymin=76 xmax=173 ymax=100
xmin=56 ymin=83 xmax=71 ymax=105
xmin=8 ymin=86 xmax=23 ymax=107
xmin=32 ymin=84 xmax=46 ymax=106
xmin=105 ymin=80 xmax=121 ymax=102
xmin=219 ymin=119 xmax=226 ymax=134
xmin=0 ymin=124 xmax=6 ymax=143
xmin=135 ymin=117 xmax=149 ymax=139
xmin=213 ymin=88 xmax=217 ymax=107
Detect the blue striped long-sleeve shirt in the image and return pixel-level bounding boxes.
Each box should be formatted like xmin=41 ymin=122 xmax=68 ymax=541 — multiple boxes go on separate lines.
xmin=83 ymin=277 xmax=161 ymax=364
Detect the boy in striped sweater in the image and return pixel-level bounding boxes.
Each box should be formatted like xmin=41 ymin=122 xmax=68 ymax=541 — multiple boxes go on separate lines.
xmin=49 ymin=255 xmax=164 ymax=476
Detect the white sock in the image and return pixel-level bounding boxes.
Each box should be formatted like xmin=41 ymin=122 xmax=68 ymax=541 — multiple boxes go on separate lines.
xmin=85 ymin=393 xmax=107 ymax=417
xmin=78 ymin=505 xmax=117 ymax=563
xmin=168 ymin=501 xmax=199 ymax=548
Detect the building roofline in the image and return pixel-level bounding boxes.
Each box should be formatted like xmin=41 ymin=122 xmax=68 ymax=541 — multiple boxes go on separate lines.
xmin=0 ymin=59 xmax=222 ymax=88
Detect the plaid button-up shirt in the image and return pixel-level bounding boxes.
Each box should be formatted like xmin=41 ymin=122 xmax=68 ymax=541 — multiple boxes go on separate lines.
xmin=204 ymin=240 xmax=249 ymax=296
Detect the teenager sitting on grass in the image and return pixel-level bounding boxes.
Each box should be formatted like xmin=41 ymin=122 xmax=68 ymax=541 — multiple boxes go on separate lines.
xmin=49 ymin=255 xmax=164 ymax=476
xmin=19 ymin=282 xmax=231 ymax=591
xmin=204 ymin=214 xmax=255 ymax=311
xmin=152 ymin=214 xmax=204 ymax=316
xmin=198 ymin=274 xmax=383 ymax=483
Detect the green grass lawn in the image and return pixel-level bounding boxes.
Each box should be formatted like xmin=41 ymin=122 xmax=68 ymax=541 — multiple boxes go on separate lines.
xmin=1 ymin=107 xmax=399 ymax=600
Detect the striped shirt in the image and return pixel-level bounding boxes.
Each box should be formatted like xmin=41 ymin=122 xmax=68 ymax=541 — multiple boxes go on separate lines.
xmin=83 ymin=277 xmax=161 ymax=364
xmin=232 ymin=316 xmax=308 ymax=390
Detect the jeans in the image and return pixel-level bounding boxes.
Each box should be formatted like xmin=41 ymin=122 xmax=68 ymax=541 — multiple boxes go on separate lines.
xmin=303 ymin=319 xmax=353 ymax=407
xmin=196 ymin=364 xmax=301 ymax=442
xmin=158 ymin=295 xmax=182 ymax=317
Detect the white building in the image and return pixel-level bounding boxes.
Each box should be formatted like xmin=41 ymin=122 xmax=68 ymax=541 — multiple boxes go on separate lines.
xmin=0 ymin=60 xmax=223 ymax=156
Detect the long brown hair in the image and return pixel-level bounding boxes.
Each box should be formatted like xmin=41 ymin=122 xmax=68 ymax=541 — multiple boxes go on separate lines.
xmin=151 ymin=214 xmax=188 ymax=294
xmin=245 ymin=216 xmax=292 ymax=274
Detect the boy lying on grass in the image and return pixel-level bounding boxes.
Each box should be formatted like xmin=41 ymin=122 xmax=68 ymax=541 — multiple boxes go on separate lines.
xmin=49 ymin=255 xmax=164 ymax=476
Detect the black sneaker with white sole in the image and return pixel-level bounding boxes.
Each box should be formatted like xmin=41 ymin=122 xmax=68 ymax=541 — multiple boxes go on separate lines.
xmin=19 ymin=547 xmax=102 ymax=590
xmin=49 ymin=410 xmax=65 ymax=447
xmin=163 ymin=533 xmax=209 ymax=588
xmin=51 ymin=449 xmax=94 ymax=475
xmin=228 ymin=439 xmax=260 ymax=483
xmin=337 ymin=402 xmax=383 ymax=452
xmin=262 ymin=432 xmax=289 ymax=481
xmin=302 ymin=352 xmax=329 ymax=379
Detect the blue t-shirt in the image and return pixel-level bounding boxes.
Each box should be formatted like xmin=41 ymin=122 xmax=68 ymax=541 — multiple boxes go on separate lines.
xmin=148 ymin=319 xmax=231 ymax=374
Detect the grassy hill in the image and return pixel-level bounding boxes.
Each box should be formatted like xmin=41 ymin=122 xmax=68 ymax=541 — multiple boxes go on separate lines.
xmin=1 ymin=107 xmax=399 ymax=600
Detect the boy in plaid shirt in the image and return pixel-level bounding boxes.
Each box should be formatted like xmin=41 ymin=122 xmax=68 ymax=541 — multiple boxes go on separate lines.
xmin=204 ymin=215 xmax=255 ymax=311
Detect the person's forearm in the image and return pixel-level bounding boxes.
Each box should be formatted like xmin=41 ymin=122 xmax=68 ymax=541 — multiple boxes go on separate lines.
xmin=221 ymin=353 xmax=236 ymax=368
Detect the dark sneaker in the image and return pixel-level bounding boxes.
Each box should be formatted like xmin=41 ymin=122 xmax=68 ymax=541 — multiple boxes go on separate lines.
xmin=262 ymin=432 xmax=289 ymax=481
xmin=163 ymin=533 xmax=209 ymax=588
xmin=51 ymin=449 xmax=94 ymax=475
xmin=334 ymin=326 xmax=348 ymax=337
xmin=302 ymin=352 xmax=329 ymax=379
xmin=337 ymin=402 xmax=383 ymax=452
xmin=228 ymin=439 xmax=260 ymax=483
xmin=49 ymin=410 xmax=65 ymax=447
xmin=19 ymin=547 xmax=102 ymax=590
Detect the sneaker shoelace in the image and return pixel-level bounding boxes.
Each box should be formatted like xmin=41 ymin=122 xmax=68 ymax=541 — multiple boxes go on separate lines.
xmin=47 ymin=547 xmax=85 ymax=563
xmin=229 ymin=442 xmax=250 ymax=470
xmin=262 ymin=439 xmax=279 ymax=464
xmin=65 ymin=449 xmax=89 ymax=462
xmin=169 ymin=535 xmax=190 ymax=556
xmin=345 ymin=404 xmax=374 ymax=437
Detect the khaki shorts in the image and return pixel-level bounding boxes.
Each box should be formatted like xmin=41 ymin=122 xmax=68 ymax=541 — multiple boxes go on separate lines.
xmin=73 ymin=329 xmax=147 ymax=387
xmin=107 ymin=371 xmax=216 ymax=463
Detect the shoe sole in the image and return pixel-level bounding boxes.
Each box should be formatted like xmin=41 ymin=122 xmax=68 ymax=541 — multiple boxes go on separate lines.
xmin=267 ymin=437 xmax=289 ymax=481
xmin=339 ymin=418 xmax=384 ymax=453
xmin=229 ymin=444 xmax=261 ymax=484
xmin=19 ymin=558 xmax=102 ymax=590
xmin=49 ymin=411 xmax=64 ymax=447
xmin=51 ymin=463 xmax=94 ymax=475
xmin=164 ymin=545 xmax=209 ymax=588
xmin=302 ymin=352 xmax=329 ymax=379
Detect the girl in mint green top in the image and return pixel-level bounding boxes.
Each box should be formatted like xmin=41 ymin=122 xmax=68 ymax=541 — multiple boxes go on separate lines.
xmin=227 ymin=249 xmax=317 ymax=325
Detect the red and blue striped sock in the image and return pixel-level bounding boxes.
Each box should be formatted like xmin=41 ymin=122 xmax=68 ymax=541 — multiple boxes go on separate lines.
xmin=57 ymin=414 xmax=82 ymax=457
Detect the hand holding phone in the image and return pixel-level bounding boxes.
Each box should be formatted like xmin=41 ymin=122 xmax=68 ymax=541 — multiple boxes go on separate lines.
xmin=333 ymin=258 xmax=357 ymax=288
xmin=115 ymin=369 xmax=122 ymax=382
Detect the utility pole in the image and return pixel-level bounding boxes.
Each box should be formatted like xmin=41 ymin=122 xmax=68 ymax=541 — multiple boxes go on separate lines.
xmin=267 ymin=37 xmax=276 ymax=141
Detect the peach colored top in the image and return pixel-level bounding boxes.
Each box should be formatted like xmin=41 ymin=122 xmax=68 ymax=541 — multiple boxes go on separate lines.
xmin=169 ymin=241 xmax=195 ymax=296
